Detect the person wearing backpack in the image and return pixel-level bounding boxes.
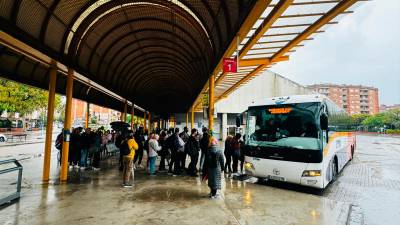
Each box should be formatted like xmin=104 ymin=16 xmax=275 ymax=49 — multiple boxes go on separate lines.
xmin=231 ymin=133 xmax=242 ymax=174
xmin=168 ymin=128 xmax=182 ymax=176
xmin=121 ymin=131 xmax=138 ymax=187
xmin=55 ymin=131 xmax=63 ymax=165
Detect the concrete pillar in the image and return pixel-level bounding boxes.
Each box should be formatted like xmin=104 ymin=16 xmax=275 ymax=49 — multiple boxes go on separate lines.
xmin=60 ymin=68 xmax=74 ymax=182
xmin=222 ymin=113 xmax=228 ymax=141
xmin=42 ymin=62 xmax=57 ymax=182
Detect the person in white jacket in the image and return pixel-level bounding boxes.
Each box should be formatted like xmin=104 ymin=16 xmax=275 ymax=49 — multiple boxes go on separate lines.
xmin=148 ymin=133 xmax=162 ymax=175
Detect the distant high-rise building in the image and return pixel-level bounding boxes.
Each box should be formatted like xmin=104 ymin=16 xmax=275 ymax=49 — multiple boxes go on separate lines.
xmin=307 ymin=84 xmax=379 ymax=115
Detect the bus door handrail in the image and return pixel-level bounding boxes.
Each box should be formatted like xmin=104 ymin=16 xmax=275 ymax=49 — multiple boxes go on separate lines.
xmin=0 ymin=158 xmax=23 ymax=205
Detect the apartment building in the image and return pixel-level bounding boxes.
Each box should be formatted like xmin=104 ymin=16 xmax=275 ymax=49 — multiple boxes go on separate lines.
xmin=307 ymin=84 xmax=379 ymax=115
xmin=70 ymin=99 xmax=120 ymax=126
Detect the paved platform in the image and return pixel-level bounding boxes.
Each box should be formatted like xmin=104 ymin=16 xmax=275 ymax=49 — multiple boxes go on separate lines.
xmin=1 ymin=135 xmax=400 ymax=225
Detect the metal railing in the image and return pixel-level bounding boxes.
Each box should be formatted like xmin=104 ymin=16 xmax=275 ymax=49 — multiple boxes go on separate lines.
xmin=0 ymin=159 xmax=23 ymax=205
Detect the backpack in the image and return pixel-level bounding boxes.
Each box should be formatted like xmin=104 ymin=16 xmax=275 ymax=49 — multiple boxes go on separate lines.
xmin=144 ymin=139 xmax=149 ymax=151
xmin=120 ymin=140 xmax=130 ymax=156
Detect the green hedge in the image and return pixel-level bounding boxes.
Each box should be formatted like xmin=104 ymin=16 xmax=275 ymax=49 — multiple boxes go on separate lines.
xmin=386 ymin=129 xmax=400 ymax=135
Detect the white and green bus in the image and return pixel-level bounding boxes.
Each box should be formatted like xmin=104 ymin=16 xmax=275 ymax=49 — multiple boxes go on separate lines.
xmin=238 ymin=94 xmax=356 ymax=189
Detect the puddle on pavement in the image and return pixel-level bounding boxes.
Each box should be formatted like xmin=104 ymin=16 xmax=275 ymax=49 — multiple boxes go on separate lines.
xmin=132 ymin=186 xmax=203 ymax=202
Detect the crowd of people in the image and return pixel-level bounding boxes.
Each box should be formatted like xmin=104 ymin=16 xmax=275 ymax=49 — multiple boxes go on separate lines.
xmin=55 ymin=126 xmax=114 ymax=171
xmin=56 ymin=125 xmax=246 ymax=199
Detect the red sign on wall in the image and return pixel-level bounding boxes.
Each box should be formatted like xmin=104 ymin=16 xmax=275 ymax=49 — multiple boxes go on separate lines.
xmin=223 ymin=58 xmax=237 ymax=73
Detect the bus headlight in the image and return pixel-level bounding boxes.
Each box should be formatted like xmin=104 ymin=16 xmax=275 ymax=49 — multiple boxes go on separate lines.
xmin=244 ymin=162 xmax=254 ymax=170
xmin=302 ymin=170 xmax=321 ymax=177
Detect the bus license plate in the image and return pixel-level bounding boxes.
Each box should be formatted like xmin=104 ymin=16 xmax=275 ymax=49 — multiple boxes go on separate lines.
xmin=267 ymin=175 xmax=285 ymax=181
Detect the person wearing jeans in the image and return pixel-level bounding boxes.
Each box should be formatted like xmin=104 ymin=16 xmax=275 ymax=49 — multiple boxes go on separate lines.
xmin=122 ymin=131 xmax=138 ymax=187
xmin=148 ymin=133 xmax=162 ymax=175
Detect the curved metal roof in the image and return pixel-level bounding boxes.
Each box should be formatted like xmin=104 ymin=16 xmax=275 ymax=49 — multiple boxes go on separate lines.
xmin=0 ymin=0 xmax=258 ymax=113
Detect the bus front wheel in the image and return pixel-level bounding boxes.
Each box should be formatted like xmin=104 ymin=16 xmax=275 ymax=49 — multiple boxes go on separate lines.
xmin=331 ymin=158 xmax=338 ymax=182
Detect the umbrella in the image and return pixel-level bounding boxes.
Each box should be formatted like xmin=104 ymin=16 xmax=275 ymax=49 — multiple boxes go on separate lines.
xmin=110 ymin=121 xmax=130 ymax=131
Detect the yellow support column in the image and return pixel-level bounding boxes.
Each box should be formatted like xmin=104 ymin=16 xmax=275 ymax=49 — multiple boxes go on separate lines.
xmin=144 ymin=112 xmax=147 ymax=130
xmin=191 ymin=106 xmax=194 ymax=130
xmin=131 ymin=104 xmax=135 ymax=130
xmin=60 ymin=68 xmax=74 ymax=182
xmin=85 ymin=102 xmax=90 ymax=128
xmin=186 ymin=112 xmax=189 ymax=128
xmin=148 ymin=112 xmax=152 ymax=131
xmin=42 ymin=62 xmax=57 ymax=182
xmin=123 ymin=101 xmax=128 ymax=122
xmin=208 ymin=74 xmax=215 ymax=131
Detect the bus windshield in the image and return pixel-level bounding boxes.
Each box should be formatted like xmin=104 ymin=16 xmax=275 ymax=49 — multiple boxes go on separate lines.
xmin=246 ymin=102 xmax=322 ymax=150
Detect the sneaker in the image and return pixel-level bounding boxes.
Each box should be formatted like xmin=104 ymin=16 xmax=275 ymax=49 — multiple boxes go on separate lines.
xmin=210 ymin=195 xmax=218 ymax=199
xmin=123 ymin=184 xmax=133 ymax=188
xmin=93 ymin=167 xmax=100 ymax=171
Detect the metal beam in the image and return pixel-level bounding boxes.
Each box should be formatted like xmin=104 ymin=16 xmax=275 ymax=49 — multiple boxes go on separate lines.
xmin=217 ymin=64 xmax=269 ymax=100
xmin=192 ymin=0 xmax=273 ymax=109
xmin=272 ymin=0 xmax=358 ymax=61
xmin=240 ymin=0 xmax=294 ymax=58
xmin=270 ymin=21 xmax=338 ymax=29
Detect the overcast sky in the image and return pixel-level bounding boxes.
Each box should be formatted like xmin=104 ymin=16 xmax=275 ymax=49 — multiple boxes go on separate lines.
xmin=270 ymin=0 xmax=400 ymax=105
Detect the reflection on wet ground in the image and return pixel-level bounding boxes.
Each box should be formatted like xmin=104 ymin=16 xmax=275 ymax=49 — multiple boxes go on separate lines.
xmin=0 ymin=135 xmax=399 ymax=225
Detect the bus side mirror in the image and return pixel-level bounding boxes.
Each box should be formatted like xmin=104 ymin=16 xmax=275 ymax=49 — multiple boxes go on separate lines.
xmin=236 ymin=116 xmax=241 ymax=128
xmin=320 ymin=114 xmax=328 ymax=130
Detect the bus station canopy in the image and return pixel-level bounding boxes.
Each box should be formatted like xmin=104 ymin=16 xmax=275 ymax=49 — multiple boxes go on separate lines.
xmin=0 ymin=0 xmax=364 ymax=114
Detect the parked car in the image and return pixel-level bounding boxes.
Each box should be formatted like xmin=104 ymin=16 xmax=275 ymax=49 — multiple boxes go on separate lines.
xmin=0 ymin=133 xmax=7 ymax=142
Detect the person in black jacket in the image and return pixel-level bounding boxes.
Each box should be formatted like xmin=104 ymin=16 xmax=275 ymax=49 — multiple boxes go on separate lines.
xmin=80 ymin=128 xmax=92 ymax=169
xmin=224 ymin=135 xmax=233 ymax=174
xmin=199 ymin=127 xmax=209 ymax=172
xmin=158 ymin=130 xmax=168 ymax=171
xmin=134 ymin=127 xmax=145 ymax=168
xmin=186 ymin=128 xmax=200 ymax=176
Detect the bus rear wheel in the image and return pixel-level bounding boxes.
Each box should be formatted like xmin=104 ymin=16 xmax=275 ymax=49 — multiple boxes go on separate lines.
xmin=350 ymin=146 xmax=355 ymax=160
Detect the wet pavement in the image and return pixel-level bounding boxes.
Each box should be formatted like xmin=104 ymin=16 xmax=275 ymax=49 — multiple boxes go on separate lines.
xmin=0 ymin=135 xmax=399 ymax=225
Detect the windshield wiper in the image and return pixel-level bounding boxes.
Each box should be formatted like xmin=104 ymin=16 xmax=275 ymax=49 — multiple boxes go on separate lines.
xmin=257 ymin=142 xmax=304 ymax=150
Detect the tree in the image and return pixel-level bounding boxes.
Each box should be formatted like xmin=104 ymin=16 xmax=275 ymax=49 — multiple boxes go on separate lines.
xmin=351 ymin=114 xmax=370 ymax=126
xmin=0 ymin=78 xmax=61 ymax=116
xmin=362 ymin=113 xmax=385 ymax=128
xmin=383 ymin=109 xmax=400 ymax=129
